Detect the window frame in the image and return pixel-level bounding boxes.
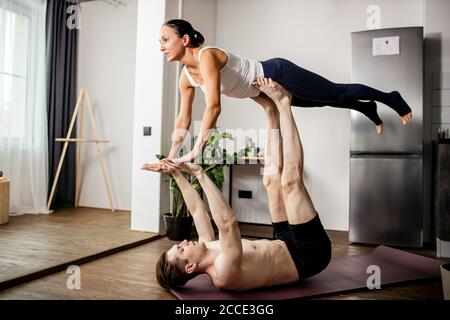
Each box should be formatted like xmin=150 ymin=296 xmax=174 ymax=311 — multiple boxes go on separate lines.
xmin=0 ymin=2 xmax=33 ymax=147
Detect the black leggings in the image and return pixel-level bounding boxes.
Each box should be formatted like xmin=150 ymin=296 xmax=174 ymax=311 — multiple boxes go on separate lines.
xmin=261 ymin=58 xmax=412 ymax=126
xmin=273 ymin=214 xmax=331 ymax=280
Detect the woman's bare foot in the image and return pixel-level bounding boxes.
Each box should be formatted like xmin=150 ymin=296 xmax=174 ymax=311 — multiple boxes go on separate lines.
xmin=401 ymin=112 xmax=413 ymax=125
xmin=376 ymin=123 xmax=384 ymax=135
xmin=389 ymin=91 xmax=413 ymax=125
xmin=252 ymin=77 xmax=292 ymax=106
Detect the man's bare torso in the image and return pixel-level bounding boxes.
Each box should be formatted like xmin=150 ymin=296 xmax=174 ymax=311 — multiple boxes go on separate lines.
xmin=205 ymin=238 xmax=299 ymax=291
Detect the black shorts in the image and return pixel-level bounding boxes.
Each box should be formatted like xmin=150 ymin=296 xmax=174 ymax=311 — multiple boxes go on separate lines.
xmin=273 ymin=214 xmax=331 ymax=280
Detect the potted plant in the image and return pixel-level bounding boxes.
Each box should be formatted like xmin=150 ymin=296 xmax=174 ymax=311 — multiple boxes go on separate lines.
xmin=157 ymin=128 xmax=235 ymax=241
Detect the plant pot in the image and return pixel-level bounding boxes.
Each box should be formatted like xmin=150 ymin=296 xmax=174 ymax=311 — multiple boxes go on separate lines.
xmin=163 ymin=213 xmax=193 ymax=241
xmin=442 ymin=263 xmax=450 ymax=300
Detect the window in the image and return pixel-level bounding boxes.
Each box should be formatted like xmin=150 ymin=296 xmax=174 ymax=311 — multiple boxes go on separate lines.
xmin=0 ymin=7 xmax=31 ymax=141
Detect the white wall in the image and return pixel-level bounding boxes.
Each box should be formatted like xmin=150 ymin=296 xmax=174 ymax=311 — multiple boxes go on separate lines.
xmin=423 ymin=0 xmax=450 ymax=242
xmin=214 ymin=0 xmax=423 ymax=231
xmin=131 ymin=0 xmax=172 ymax=232
xmin=75 ymin=0 xmax=445 ymax=233
xmin=183 ymin=0 xmax=217 ymax=127
xmin=77 ymin=0 xmax=137 ymax=211
xmin=75 ymin=0 xmax=212 ymax=231
xmin=425 ymin=0 xmax=450 ymax=137
xmin=424 ymin=0 xmax=450 ymax=71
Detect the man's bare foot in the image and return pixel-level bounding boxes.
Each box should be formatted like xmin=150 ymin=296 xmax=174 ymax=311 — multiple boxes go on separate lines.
xmin=376 ymin=123 xmax=383 ymax=135
xmin=401 ymin=112 xmax=413 ymax=125
xmin=252 ymin=77 xmax=292 ymax=106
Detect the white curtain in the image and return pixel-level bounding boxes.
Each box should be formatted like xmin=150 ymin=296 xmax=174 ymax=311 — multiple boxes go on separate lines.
xmin=0 ymin=0 xmax=50 ymax=215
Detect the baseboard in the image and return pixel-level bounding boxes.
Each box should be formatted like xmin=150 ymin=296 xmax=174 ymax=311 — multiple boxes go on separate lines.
xmin=76 ymin=205 xmax=131 ymax=212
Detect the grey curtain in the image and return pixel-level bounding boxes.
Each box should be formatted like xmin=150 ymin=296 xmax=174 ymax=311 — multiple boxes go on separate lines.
xmin=46 ymin=0 xmax=78 ymax=209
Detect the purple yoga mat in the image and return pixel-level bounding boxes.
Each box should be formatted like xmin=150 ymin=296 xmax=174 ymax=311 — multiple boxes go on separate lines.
xmin=170 ymin=245 xmax=444 ymax=300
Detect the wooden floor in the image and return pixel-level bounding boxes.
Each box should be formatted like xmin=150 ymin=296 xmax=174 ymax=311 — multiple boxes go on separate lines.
xmin=0 ymin=208 xmax=158 ymax=287
xmin=0 ymin=225 xmax=447 ymax=300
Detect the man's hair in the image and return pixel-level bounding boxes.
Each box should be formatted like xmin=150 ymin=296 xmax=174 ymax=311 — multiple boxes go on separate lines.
xmin=155 ymin=251 xmax=199 ymax=289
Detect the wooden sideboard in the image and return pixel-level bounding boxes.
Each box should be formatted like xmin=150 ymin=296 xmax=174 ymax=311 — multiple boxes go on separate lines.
xmin=0 ymin=178 xmax=10 ymax=224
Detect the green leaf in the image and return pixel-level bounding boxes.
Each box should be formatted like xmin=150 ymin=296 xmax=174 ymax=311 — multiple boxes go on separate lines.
xmin=208 ymin=135 xmax=217 ymax=144
xmin=222 ymin=132 xmax=233 ymax=140
xmin=165 ymin=126 xmax=232 ymax=216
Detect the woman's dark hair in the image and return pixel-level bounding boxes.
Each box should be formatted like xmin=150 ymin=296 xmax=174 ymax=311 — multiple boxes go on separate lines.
xmin=163 ymin=19 xmax=205 ymax=48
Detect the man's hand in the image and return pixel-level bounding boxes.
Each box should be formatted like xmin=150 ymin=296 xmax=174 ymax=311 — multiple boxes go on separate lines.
xmin=161 ymin=159 xmax=204 ymax=177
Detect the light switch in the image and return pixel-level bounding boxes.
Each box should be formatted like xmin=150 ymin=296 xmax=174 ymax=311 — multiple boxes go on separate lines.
xmin=143 ymin=126 xmax=152 ymax=136
xmin=372 ymin=36 xmax=400 ymax=56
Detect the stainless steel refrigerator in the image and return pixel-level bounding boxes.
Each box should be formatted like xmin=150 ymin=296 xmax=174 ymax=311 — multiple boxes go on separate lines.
xmin=349 ymin=27 xmax=429 ymax=248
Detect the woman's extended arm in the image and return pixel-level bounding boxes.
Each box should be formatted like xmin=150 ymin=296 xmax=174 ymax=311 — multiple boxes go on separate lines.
xmin=167 ymin=73 xmax=195 ymax=159
xmin=172 ymin=51 xmax=222 ymax=164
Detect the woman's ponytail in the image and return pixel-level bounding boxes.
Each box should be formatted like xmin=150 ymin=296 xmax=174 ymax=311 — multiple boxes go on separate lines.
xmin=163 ymin=19 xmax=205 ymax=48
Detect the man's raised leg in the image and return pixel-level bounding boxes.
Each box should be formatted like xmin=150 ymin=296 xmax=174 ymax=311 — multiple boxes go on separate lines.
xmin=254 ymin=78 xmax=316 ymax=225
xmin=251 ymin=94 xmax=287 ymax=223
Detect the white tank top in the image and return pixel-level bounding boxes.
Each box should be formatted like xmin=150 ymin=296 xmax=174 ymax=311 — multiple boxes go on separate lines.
xmin=182 ymin=46 xmax=264 ymax=99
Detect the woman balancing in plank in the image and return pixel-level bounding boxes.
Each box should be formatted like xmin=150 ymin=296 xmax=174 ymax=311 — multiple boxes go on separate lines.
xmin=143 ymin=79 xmax=331 ymax=291
xmin=158 ymin=19 xmax=412 ymax=164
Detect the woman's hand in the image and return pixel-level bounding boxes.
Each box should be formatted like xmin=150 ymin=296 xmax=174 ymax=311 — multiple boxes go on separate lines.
xmin=141 ymin=162 xmax=176 ymax=174
xmin=169 ymin=147 xmax=200 ymax=165
xmin=161 ymin=159 xmax=204 ymax=177
xmin=170 ymin=154 xmax=192 ymax=165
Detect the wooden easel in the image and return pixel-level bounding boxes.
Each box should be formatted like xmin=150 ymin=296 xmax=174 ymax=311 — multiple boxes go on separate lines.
xmin=47 ymin=88 xmax=115 ymax=212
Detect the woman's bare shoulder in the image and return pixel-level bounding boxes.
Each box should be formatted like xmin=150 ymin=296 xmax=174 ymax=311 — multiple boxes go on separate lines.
xmin=199 ymin=48 xmax=228 ymax=70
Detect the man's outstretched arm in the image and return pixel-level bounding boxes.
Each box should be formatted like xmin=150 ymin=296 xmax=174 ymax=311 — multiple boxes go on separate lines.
xmin=193 ymin=167 xmax=242 ymax=275
xmin=171 ymin=170 xmax=216 ymax=242
xmin=142 ymin=163 xmax=215 ymax=242
xmin=176 ymin=163 xmax=243 ymax=281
